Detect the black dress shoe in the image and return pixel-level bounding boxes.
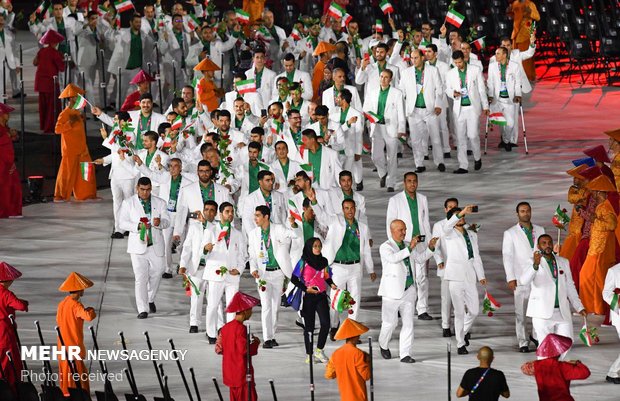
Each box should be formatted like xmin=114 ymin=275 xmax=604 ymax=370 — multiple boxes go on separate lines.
xmin=380 ymin=174 xmax=387 ymax=188
xmin=505 ymin=143 xmax=512 ymax=152
xmin=123 ymin=231 xmax=129 ymax=237
xmin=453 ymin=168 xmax=468 ymax=174
xmin=605 ymin=376 xmax=620 ymax=384
xmin=474 ymin=159 xmax=482 ymax=171
xmin=111 ymin=232 xmax=124 ymax=239
xmin=356 ymin=182 xmax=364 ymax=191
xmin=519 ymin=346 xmax=530 ymax=353
xmin=207 ymin=336 xmax=217 ymax=344
xmin=263 ymin=340 xmax=273 ymax=349
xmin=387 ymin=187 xmax=394 ymax=192
xmin=380 ymin=347 xmax=392 ymax=360
xmin=397 ymin=152 xmax=403 ymax=159
xmin=417 ymin=312 xmax=433 ymax=320
xmin=415 ymin=166 xmax=426 ymax=173
xmin=149 ymin=302 xmax=156 ymax=313
xmin=457 ymin=346 xmax=468 ymax=355
xmin=464 ymin=333 xmax=471 ymax=346
xmin=444 ymin=152 xmax=452 ymax=159
xmin=295 ymin=318 xmax=305 ymax=329
xmin=272 ymin=339 xmax=279 ymax=347
xmin=161 ymin=272 xmax=173 ymax=279
xmin=137 ymin=312 xmax=148 ymax=319
xmin=467 ymin=150 xmax=473 ymax=156
xmin=510 ymin=143 xmax=519 ymax=147
xmin=529 ymin=335 xmax=539 ymax=348
xmin=400 ymin=356 xmax=415 ymax=363
xmin=12 ymin=92 xmax=26 ymax=99
xmin=189 ymin=326 xmax=198 ymax=333
xmin=372 ymin=167 xmax=377 ymax=172
xmin=438 ymin=163 xmax=446 ymax=172
xmin=330 ymin=328 xmax=338 ymax=341
xmin=442 ymin=329 xmax=452 ymax=337
xmin=498 ymin=141 xmax=507 ymax=149
xmin=281 ymin=294 xmax=289 ymax=307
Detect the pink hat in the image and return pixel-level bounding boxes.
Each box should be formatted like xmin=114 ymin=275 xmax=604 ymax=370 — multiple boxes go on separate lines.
xmin=536 ymin=333 xmax=572 ymax=358
xmin=0 ymin=262 xmax=22 ymax=282
xmin=0 ymin=103 xmax=15 ymax=115
xmin=39 ymin=29 xmax=65 ymax=46
xmin=225 ymin=292 xmax=260 ymax=313
xmin=130 ymin=70 xmax=155 ymax=85
xmin=583 ymin=145 xmax=611 ymax=164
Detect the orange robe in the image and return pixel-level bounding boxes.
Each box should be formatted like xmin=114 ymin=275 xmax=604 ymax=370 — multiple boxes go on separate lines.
xmin=312 ymin=60 xmax=327 ymax=102
xmin=54 ymin=108 xmax=98 ymax=201
xmin=509 ymin=0 xmax=539 ymax=80
xmin=559 ymin=186 xmax=589 ymax=261
xmin=243 ymin=0 xmax=265 ymax=25
xmin=580 ymin=199 xmax=617 ymax=314
xmin=325 ymin=343 xmax=371 ymax=401
xmin=196 ymin=77 xmax=220 ymax=113
xmin=56 ymin=296 xmax=96 ymax=397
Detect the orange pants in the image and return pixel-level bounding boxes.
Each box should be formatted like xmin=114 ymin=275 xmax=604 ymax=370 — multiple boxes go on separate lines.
xmin=54 ymin=154 xmax=97 ymax=201
xmin=516 ymin=40 xmax=536 ymax=80
xmin=59 ymin=359 xmax=90 ymax=397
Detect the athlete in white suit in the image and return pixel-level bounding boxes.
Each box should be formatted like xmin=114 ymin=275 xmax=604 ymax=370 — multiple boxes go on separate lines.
xmin=245 ymin=50 xmax=277 ymax=107
xmin=330 ymin=90 xmax=364 ymax=186
xmin=502 ymin=202 xmax=545 ymax=352
xmin=272 ymin=53 xmax=313 ymax=101
xmin=119 ymin=177 xmax=171 ymax=319
xmin=603 ymin=264 xmax=620 ymax=382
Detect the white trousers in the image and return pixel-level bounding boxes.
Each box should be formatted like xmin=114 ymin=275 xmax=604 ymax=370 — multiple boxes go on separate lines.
xmin=532 ymin=309 xmax=574 ymax=359
xmin=130 ymin=247 xmax=165 ymax=314
xmin=454 ymin=107 xmax=481 ymax=170
xmin=371 ymin=124 xmax=399 ymax=188
xmin=440 ymin=275 xmax=453 ymax=329
xmin=496 ymin=99 xmax=519 ymax=144
xmin=343 ymin=155 xmax=363 ymax=185
xmin=330 ymin=263 xmax=362 ymax=326
xmin=514 ymin=285 xmax=535 ymax=347
xmin=608 ymin=324 xmax=620 ymax=377
xmin=379 ymin=285 xmax=416 ymax=358
xmin=111 ymin=177 xmax=135 ymax=232
xmin=257 ymin=269 xmax=285 ymax=341
xmin=415 ymin=262 xmax=429 ymax=315
xmin=163 ymin=211 xmax=177 ymax=273
xmin=410 ymin=108 xmax=444 ymax=167
xmin=449 ymin=280 xmax=479 ymax=348
xmin=189 ymin=271 xmax=208 ymax=327
xmin=206 ymin=279 xmax=239 ymax=338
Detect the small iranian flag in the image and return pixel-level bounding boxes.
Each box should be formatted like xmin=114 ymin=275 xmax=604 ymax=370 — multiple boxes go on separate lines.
xmin=299 ymin=163 xmax=313 ymax=180
xmin=114 ymin=0 xmax=134 ymax=13
xmin=362 ymin=143 xmax=371 ymax=155
xmin=270 ymin=120 xmax=283 ymax=138
xmin=418 ymin=40 xmax=430 ymax=51
xmin=236 ymin=79 xmax=256 ymax=94
xmin=187 ymin=14 xmax=200 ymax=30
xmin=327 ymin=2 xmax=346 ymax=19
xmin=191 ymin=76 xmax=203 ymax=93
xmin=341 ymin=13 xmax=353 ymax=27
xmin=471 ymin=36 xmax=486 ymax=51
xmin=364 ymin=111 xmax=381 ymax=123
xmin=80 ymin=162 xmax=94 ymax=181
xmin=379 ymin=0 xmax=394 ymax=15
xmin=170 ymin=115 xmax=184 ymax=131
xmin=482 ymin=290 xmax=501 ymax=317
xmin=217 ymin=225 xmax=229 ymax=242
xmin=235 ymin=9 xmax=250 ymax=24
xmin=552 ymin=205 xmax=570 ymax=230
xmin=291 ymin=27 xmax=302 ymax=41
xmin=71 ymin=94 xmax=89 ymax=110
xmin=579 ymin=324 xmax=593 ymax=347
xmin=489 ymin=112 xmax=507 ymax=126
xmin=96 ymin=5 xmax=108 ymax=16
xmin=161 ymin=135 xmax=173 ymax=149
xmin=256 ymin=27 xmax=273 ymax=42
xmin=158 ymin=15 xmax=165 ymax=29
xmin=258 ymin=162 xmax=270 ymax=171
xmin=374 ymin=19 xmax=383 ymax=32
xmin=36 ymin=1 xmax=47 ymax=14
xmin=446 ymin=9 xmax=465 ymax=28
xmin=288 ymin=199 xmax=302 ymax=221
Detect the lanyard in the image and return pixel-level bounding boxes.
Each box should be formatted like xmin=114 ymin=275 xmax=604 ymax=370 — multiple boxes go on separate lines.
xmin=470 ymin=368 xmax=490 ymax=395
xmin=139 ymin=113 xmax=152 ymax=132
xmin=346 ymin=220 xmax=360 ymax=239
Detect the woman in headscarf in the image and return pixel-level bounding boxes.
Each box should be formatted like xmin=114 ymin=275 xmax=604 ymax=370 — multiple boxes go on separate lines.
xmin=291 ymin=237 xmax=337 ymax=364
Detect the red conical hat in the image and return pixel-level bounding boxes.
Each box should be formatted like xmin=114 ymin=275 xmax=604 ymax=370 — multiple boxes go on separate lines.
xmin=0 ymin=103 xmax=15 ymax=115
xmin=536 ymin=333 xmax=572 ymax=358
xmin=334 ymin=318 xmax=369 ymax=340
xmin=39 ymin=29 xmax=65 ymax=46
xmin=579 ymin=166 xmax=602 ymax=181
xmin=225 ymin=292 xmax=260 ymax=313
xmin=0 ymin=262 xmax=22 ymax=281
xmin=58 ymin=272 xmax=94 ymax=292
xmin=583 ymin=145 xmax=611 ymax=164
xmin=130 ymin=70 xmax=155 ymax=85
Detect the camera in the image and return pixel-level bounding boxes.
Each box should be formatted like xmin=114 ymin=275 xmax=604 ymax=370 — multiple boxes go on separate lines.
xmin=471 ymin=205 xmax=479 ymax=213
xmin=261 ymin=109 xmax=267 ymax=117
xmin=418 ymin=235 xmax=426 ymax=242
xmin=188 ymin=212 xmax=200 ymax=219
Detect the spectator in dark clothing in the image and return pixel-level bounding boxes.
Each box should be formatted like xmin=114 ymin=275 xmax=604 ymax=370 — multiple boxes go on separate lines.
xmin=457 ymin=346 xmax=510 ymax=400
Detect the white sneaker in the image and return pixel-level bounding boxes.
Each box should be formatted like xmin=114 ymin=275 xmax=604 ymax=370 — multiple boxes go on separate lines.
xmin=314 ymin=348 xmax=328 ymax=363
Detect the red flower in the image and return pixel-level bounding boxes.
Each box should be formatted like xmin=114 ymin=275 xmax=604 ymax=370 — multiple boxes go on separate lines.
xmin=594 ymin=337 xmax=600 ymax=344
xmin=348 ymin=309 xmax=354 ymax=314
xmin=487 ymin=312 xmax=493 ymax=317
xmin=215 ymin=270 xmax=221 ymax=275
xmin=559 ymin=270 xmax=564 ymax=275
xmin=261 ymin=286 xmax=266 ymax=292
xmin=140 ymin=217 xmax=149 ymax=223
xmin=613 ymin=288 xmax=620 ymax=294
xmin=349 ymin=300 xmax=356 ymax=305
xmin=227 ymin=156 xmax=233 ymax=162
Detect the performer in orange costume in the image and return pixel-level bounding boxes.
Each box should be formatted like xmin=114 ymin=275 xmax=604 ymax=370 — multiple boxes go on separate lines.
xmin=242 ymin=0 xmax=265 ymax=26
xmin=121 ymin=70 xmax=155 ymax=112
xmin=56 ymin=272 xmax=97 ymax=397
xmin=559 ymin=165 xmax=589 ymax=261
xmin=34 ymin=29 xmax=65 ymax=133
xmin=0 ymin=103 xmax=22 ymax=218
xmin=193 ymin=57 xmax=223 ymax=114
xmin=325 ymin=318 xmax=371 ymax=401
xmin=54 ymin=83 xmax=98 ymax=202
xmin=312 ymin=42 xmax=335 ymax=102
xmin=580 ymin=175 xmax=618 ymax=315
xmin=507 ymin=0 xmax=540 ymax=80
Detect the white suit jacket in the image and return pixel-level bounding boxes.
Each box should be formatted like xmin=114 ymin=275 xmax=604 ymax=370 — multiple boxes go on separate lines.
xmin=201 ymin=224 xmax=247 ymax=282
xmin=98 ymin=111 xmax=168 ymax=148
xmin=151 ymin=172 xmax=196 ymax=206
xmin=30 ymin=17 xmax=78 ymax=60
xmin=223 ymin=90 xmax=265 ymax=117
xmin=133 ymin=149 xmax=169 ymax=184
xmin=242 ymin=189 xmax=288 ymax=237
xmin=180 ymin=221 xmax=213 ymax=277
xmin=386 ymin=191 xmax=431 ymax=242
xmin=502 ymin=223 xmax=545 ymax=284
xmin=441 ymin=215 xmax=485 ymax=283
xmin=187 ymin=36 xmax=235 ymax=78
xmin=432 ymin=218 xmax=448 ymax=277
xmin=298 ymin=145 xmax=343 ymax=190
xmin=490 ymin=46 xmax=535 ymax=93
xmin=603 ymin=264 xmax=620 ymax=328
xmin=445 ymin=64 xmax=489 ymax=117
xmin=119 ymin=194 xmax=170 ymax=256
xmin=322 ymin=216 xmax=374 ymax=274
xmin=322 ymin=85 xmax=363 ymax=112
xmin=355 ymin=61 xmax=400 ymax=93
xmin=487 ymin=60 xmax=523 ymax=101
xmin=327 ymin=188 xmax=368 ymax=226
xmin=0 ymin=28 xmax=16 ymax=69
xmin=399 ymin=65 xmax=443 ymax=114
xmin=76 ymin=23 xmax=111 ymax=69
xmin=248 ymin=224 xmax=297 ymax=277
xmin=330 ymin=107 xmax=364 ymax=156
xmin=272 ymin=69 xmax=313 ymax=100
xmin=289 ymin=189 xmax=332 ymax=222
xmin=101 ymin=141 xmax=139 ymax=181
xmin=362 ymin=86 xmax=406 ymax=138
xmin=378 ymin=239 xmax=434 ymax=299
xmin=305 ymin=121 xmax=344 ymax=150
xmin=522 ymin=255 xmax=584 ymax=320
xmin=269 ymin=158 xmax=302 ymax=195
xmin=108 ymin=29 xmax=154 ymax=74
xmin=174 ymin=180 xmax=232 ymax=236
xmin=245 ymin=66 xmax=277 ymax=107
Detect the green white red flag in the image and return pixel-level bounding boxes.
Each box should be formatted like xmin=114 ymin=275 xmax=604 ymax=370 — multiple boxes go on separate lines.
xmin=80 ymin=162 xmax=94 ymax=181
xmin=71 ymin=94 xmax=89 ymax=110
xmin=471 ymin=36 xmax=486 ymax=51
xmin=236 ymin=79 xmax=256 ymax=94
xmin=170 ymin=115 xmax=184 ymax=131
xmin=299 ymin=163 xmax=313 ymax=180
xmin=552 ymin=205 xmax=570 ymax=230
xmin=374 ymin=19 xmax=383 ymax=32
xmin=489 ymin=112 xmax=507 ymax=126
xmin=187 ymin=14 xmax=200 ymax=30
xmin=482 ymin=290 xmax=501 ymax=317
xmin=114 ymin=0 xmax=134 ymax=13
xmin=327 ymin=2 xmax=346 ymax=19
xmin=364 ymin=111 xmax=381 ymax=123
xmin=446 ymin=9 xmax=465 ymax=28
xmin=379 ymin=0 xmax=394 ymax=15
xmin=235 ymin=9 xmax=250 ymax=24
xmin=288 ymin=199 xmax=302 ymax=221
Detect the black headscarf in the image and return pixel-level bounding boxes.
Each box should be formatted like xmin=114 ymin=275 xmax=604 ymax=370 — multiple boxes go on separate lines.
xmin=302 ymin=237 xmax=328 ymax=271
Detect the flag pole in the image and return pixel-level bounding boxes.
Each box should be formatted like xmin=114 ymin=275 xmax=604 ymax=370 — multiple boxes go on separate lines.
xmin=557 ymin=227 xmax=561 ymax=246
xmin=368 ymin=337 xmax=374 ymax=401
xmin=99 ymin=49 xmax=108 ymax=111
xmin=447 ymin=342 xmax=451 ymax=401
